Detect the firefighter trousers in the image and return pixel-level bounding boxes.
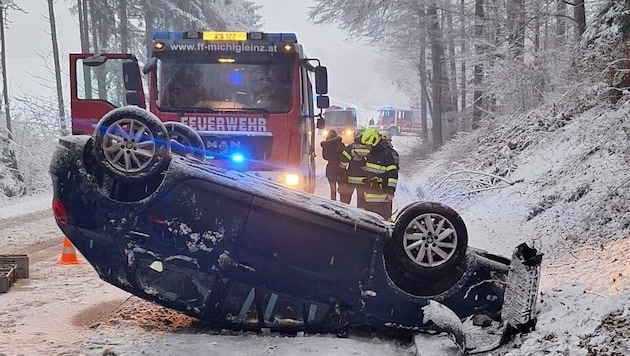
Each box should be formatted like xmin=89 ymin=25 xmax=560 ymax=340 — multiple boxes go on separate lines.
xmin=339 ymin=183 xmax=366 ymax=209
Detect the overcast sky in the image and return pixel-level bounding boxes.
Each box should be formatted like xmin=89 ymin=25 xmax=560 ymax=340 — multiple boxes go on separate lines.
xmin=5 ymin=0 xmax=407 ymax=110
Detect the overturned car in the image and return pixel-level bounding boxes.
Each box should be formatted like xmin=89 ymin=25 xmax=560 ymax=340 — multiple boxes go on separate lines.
xmin=50 ymin=107 xmax=543 ymax=354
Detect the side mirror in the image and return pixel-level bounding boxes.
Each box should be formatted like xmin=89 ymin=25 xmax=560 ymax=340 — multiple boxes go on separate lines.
xmin=143 ymin=56 xmax=158 ymax=74
xmin=316 ymin=118 xmax=325 ymax=129
xmin=122 ymin=61 xmax=142 ymax=92
xmin=125 ymin=92 xmax=143 ymax=106
xmin=82 ymin=54 xmax=107 ymax=67
xmin=316 ymin=95 xmax=330 ymax=109
xmin=314 ymin=66 xmax=328 ymax=94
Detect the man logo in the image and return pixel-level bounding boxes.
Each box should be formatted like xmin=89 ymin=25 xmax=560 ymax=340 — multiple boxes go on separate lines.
xmin=206 ymin=140 xmax=242 ymax=154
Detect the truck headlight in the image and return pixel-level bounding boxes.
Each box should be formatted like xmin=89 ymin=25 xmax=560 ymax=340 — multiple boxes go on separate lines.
xmin=283 ymin=173 xmax=300 ymax=186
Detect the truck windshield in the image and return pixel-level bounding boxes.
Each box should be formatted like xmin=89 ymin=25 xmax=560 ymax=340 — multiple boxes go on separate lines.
xmin=379 ymin=109 xmax=395 ymax=118
xmin=325 ymin=111 xmax=356 ymax=126
xmin=157 ymin=56 xmax=293 ymax=113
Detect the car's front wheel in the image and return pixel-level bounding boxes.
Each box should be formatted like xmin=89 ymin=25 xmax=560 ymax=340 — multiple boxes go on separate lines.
xmin=93 ymin=106 xmax=171 ymax=182
xmin=384 ymin=202 xmax=468 ymax=296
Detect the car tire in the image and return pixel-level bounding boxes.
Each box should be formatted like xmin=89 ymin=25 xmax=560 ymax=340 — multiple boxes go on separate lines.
xmin=384 ymin=202 xmax=468 ymax=296
xmin=164 ymin=121 xmax=206 ymax=160
xmin=93 ymin=106 xmax=171 ymax=182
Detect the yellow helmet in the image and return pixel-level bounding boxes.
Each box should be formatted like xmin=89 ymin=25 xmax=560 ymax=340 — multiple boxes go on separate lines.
xmin=379 ymin=130 xmax=392 ymax=141
xmin=361 ymin=127 xmax=381 ymax=146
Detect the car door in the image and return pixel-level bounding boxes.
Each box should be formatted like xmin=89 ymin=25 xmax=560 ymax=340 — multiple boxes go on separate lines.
xmin=232 ymin=196 xmax=379 ymax=306
xmin=69 ymin=53 xmax=145 ymax=135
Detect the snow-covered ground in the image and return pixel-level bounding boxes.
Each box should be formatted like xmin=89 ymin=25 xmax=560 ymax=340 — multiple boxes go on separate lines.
xmin=0 ymin=98 xmax=629 ymax=355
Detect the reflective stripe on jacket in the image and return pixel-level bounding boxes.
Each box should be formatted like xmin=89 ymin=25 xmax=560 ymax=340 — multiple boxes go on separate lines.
xmin=340 ymin=141 xmax=370 ymax=185
xmin=364 ymin=192 xmax=389 ymax=202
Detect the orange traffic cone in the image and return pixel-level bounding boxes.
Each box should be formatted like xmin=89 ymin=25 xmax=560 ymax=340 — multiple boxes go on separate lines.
xmin=58 ymin=237 xmax=80 ymax=265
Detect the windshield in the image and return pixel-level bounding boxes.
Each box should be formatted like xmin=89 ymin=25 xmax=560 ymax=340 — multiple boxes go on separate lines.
xmin=325 ymin=111 xmax=356 ymax=126
xmin=157 ymin=56 xmax=294 ymax=113
xmin=379 ymin=109 xmax=395 ymax=118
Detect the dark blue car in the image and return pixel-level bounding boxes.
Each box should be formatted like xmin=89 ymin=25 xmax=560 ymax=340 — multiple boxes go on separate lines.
xmin=49 ymin=107 xmax=542 ymax=354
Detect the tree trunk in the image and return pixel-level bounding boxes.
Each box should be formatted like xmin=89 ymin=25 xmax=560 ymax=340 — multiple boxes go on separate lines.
xmin=573 ymin=0 xmax=586 ymax=39
xmin=119 ymin=0 xmax=129 ymax=52
xmin=445 ymin=0 xmax=458 ymax=113
xmin=88 ymin=0 xmax=106 ymax=100
xmin=428 ymin=3 xmax=443 ymax=150
xmin=78 ymin=0 xmax=92 ymax=100
xmin=0 ymin=6 xmax=11 ymax=137
xmin=79 ymin=0 xmax=90 ymax=51
xmin=556 ymin=0 xmax=566 ymax=41
xmin=472 ymin=0 xmax=484 ymax=130
xmin=459 ymin=0 xmax=467 ymax=114
xmin=48 ymin=0 xmax=67 ymax=135
xmin=0 ymin=5 xmax=23 ymax=197
xmin=145 ymin=5 xmax=155 ymax=59
xmin=88 ymin=0 xmax=99 ymax=52
xmin=488 ymin=0 xmax=499 ymax=111
xmin=417 ymin=6 xmax=429 ymax=141
xmin=510 ymin=0 xmax=525 ymax=60
xmin=534 ymin=0 xmax=540 ymax=52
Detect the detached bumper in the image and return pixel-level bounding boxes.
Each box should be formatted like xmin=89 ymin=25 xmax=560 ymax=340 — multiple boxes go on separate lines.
xmin=465 ymin=243 xmax=543 ymax=354
xmin=502 ymin=243 xmax=543 ymax=331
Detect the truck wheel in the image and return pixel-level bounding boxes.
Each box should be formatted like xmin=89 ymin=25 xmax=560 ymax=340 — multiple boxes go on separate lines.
xmin=93 ymin=106 xmax=171 ymax=182
xmin=164 ymin=122 xmax=206 ymax=161
xmin=388 ymin=127 xmax=399 ymax=136
xmin=384 ymin=202 xmax=468 ymax=296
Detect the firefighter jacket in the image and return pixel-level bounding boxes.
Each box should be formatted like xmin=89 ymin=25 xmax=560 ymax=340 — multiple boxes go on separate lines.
xmin=339 ymin=138 xmax=371 ymax=185
xmin=362 ymin=142 xmax=398 ymax=203
xmin=384 ymin=140 xmax=400 ymax=168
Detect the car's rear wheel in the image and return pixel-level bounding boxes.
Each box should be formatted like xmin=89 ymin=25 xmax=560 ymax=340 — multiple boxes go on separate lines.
xmin=164 ymin=122 xmax=206 ymax=160
xmin=384 ymin=202 xmax=468 ymax=296
xmin=94 ymin=106 xmax=171 ymax=182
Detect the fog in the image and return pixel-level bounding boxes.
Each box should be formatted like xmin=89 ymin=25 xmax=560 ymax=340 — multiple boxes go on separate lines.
xmin=5 ymin=0 xmax=408 ymax=109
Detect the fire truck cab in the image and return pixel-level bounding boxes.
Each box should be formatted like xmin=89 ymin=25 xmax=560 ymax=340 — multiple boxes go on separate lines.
xmin=69 ymin=30 xmax=330 ymax=193
xmin=378 ymin=107 xmax=423 ymax=136
xmin=319 ymin=106 xmax=357 ymax=144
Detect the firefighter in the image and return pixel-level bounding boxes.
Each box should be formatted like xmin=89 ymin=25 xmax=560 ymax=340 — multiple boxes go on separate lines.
xmin=320 ymin=130 xmax=346 ymax=200
xmin=379 ymin=130 xmax=399 ymax=169
xmin=339 ymin=126 xmax=370 ymax=207
xmin=361 ymin=128 xmax=398 ymax=220
xmin=379 ymin=130 xmax=399 ymax=216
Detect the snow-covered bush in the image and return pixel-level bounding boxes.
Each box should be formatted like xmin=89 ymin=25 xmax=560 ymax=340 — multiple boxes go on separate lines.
xmin=582 ymin=0 xmax=630 ymax=103
xmin=4 ymin=98 xmax=60 ymax=198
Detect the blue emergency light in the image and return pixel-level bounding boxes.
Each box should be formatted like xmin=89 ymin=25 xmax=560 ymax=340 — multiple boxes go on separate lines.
xmin=153 ymin=31 xmax=184 ymax=40
xmin=281 ymin=33 xmax=298 ymax=42
xmin=265 ymin=33 xmax=282 ymax=42
xmin=231 ymin=152 xmax=245 ymax=163
xmin=229 ymin=71 xmax=244 ymax=86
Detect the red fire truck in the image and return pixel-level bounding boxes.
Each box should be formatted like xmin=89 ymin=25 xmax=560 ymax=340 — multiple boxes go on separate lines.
xmin=378 ymin=107 xmax=423 ymax=136
xmin=69 ymin=30 xmax=330 ymax=193
xmin=319 ymin=106 xmax=357 ymax=144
